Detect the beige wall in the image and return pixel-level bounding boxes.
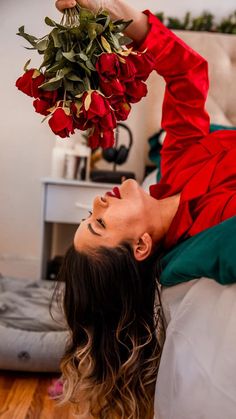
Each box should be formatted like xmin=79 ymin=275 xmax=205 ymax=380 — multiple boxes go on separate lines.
xmin=0 ymin=0 xmax=235 ymax=279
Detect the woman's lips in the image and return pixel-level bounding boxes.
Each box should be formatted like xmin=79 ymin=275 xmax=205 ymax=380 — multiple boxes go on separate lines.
xmin=106 ymin=186 xmax=121 ymax=199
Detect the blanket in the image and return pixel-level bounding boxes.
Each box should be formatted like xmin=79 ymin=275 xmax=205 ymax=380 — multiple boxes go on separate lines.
xmin=0 ymin=275 xmax=66 ymax=332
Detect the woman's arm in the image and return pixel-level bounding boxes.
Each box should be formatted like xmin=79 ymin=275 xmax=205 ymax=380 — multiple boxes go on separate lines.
xmin=136 ymin=11 xmax=210 ymax=183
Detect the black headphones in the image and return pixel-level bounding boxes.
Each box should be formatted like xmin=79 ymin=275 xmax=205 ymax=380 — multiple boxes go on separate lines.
xmin=102 ymin=123 xmax=133 ymax=165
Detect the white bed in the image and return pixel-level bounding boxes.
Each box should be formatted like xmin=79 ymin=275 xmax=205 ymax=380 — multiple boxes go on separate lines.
xmin=137 ymin=28 xmax=236 ymax=419
xmin=154 ymin=278 xmax=236 ymax=419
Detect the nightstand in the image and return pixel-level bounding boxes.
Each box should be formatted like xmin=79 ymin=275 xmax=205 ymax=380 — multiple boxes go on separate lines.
xmin=40 ymin=178 xmax=119 ymax=279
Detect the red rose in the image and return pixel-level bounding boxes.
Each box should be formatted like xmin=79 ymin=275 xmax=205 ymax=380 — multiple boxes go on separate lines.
xmin=33 ymin=99 xmax=50 ymax=116
xmin=128 ymin=52 xmax=155 ymax=81
xmin=70 ymin=102 xmax=90 ymax=131
xmin=113 ymin=101 xmax=131 ymax=121
xmin=33 ymin=89 xmax=58 ymax=116
xmin=88 ymin=127 xmax=115 ymax=149
xmin=125 ymin=80 xmax=147 ymax=103
xmin=49 ymin=107 xmax=74 ymax=138
xmin=15 ymin=69 xmax=45 ymax=98
xmin=99 ymin=79 xmax=125 ymax=99
xmin=119 ymin=58 xmax=137 ymax=82
xmin=96 ymin=53 xmax=120 ymax=80
xmin=73 ymin=112 xmax=93 ymax=131
xmin=100 ymin=130 xmax=115 ymax=149
xmin=88 ymin=127 xmax=100 ymax=149
xmin=99 ymin=110 xmax=116 ymax=130
xmin=82 ymin=91 xmax=111 ymax=121
xmin=38 ymin=89 xmax=58 ymax=104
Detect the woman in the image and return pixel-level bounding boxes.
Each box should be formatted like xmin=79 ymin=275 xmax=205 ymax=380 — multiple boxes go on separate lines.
xmin=55 ymin=1 xmax=236 ymax=418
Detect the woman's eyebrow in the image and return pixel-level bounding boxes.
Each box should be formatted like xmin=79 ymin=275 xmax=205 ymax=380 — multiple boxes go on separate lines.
xmin=87 ymin=223 xmax=102 ymax=237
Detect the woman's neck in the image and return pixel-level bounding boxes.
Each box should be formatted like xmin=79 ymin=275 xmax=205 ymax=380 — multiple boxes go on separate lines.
xmin=148 ymin=194 xmax=181 ymax=243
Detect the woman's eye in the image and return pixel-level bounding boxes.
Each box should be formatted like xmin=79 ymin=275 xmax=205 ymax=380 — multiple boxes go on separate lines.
xmin=97 ymin=218 xmax=106 ymax=228
xmin=81 ymin=211 xmax=93 ymax=222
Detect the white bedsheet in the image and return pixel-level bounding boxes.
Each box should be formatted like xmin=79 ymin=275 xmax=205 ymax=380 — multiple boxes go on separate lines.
xmin=155 ymin=278 xmax=236 ymax=419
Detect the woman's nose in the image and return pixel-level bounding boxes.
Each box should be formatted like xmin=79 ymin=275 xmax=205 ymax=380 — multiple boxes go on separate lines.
xmin=93 ymin=195 xmax=109 ymax=210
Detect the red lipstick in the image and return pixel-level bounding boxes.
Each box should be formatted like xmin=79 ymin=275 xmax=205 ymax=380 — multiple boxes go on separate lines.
xmin=106 ymin=187 xmax=121 ymax=199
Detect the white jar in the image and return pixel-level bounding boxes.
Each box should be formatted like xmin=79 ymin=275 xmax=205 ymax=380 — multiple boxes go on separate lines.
xmin=64 ymin=150 xmax=77 ymax=180
xmin=51 ymin=147 xmax=67 ymax=178
xmin=51 ymin=137 xmax=74 ymax=178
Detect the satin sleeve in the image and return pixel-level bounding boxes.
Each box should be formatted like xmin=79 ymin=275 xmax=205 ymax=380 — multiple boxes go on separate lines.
xmin=138 ymin=11 xmax=210 ymax=182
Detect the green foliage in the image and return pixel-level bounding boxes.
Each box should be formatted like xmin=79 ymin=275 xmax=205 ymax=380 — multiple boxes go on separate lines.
xmin=155 ymin=10 xmax=236 ymax=33
xmin=218 ymin=11 xmax=236 ymax=34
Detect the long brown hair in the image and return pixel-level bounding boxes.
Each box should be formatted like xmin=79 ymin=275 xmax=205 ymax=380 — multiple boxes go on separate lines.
xmin=56 ymin=242 xmax=165 ymax=418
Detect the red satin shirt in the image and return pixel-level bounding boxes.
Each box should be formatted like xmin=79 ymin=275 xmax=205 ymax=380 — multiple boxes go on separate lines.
xmin=139 ymin=11 xmax=236 ymax=249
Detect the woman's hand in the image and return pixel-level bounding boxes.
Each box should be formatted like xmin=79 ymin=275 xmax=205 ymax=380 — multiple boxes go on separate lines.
xmin=55 ymin=0 xmax=111 ymax=14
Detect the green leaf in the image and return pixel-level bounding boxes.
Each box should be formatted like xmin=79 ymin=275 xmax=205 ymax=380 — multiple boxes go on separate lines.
xmin=17 ymin=26 xmax=37 ymax=47
xmin=40 ymin=51 xmax=55 ymax=69
xmin=86 ymin=40 xmax=94 ymax=54
xmin=96 ymin=15 xmax=110 ymax=30
xmin=49 ymin=73 xmax=64 ymax=82
xmin=45 ymin=59 xmax=67 ymax=74
xmin=36 ymin=37 xmax=49 ymax=52
xmin=86 ymin=40 xmax=100 ymax=57
xmin=73 ymin=83 xmax=86 ymax=95
xmin=59 ymin=67 xmax=73 ymax=76
xmin=55 ymin=50 xmax=63 ymax=62
xmin=40 ymin=40 xmax=56 ymax=69
xmin=86 ymin=59 xmax=96 ymax=71
xmin=109 ymin=33 xmax=120 ymax=50
xmin=23 ymin=59 xmax=31 ymax=72
xmin=50 ymin=28 xmax=62 ymax=48
xmin=77 ymin=61 xmax=91 ymax=76
xmin=39 ymin=78 xmax=62 ymax=91
xmin=45 ymin=17 xmax=57 ymax=27
xmin=78 ymin=52 xmax=88 ymax=61
xmin=44 ymin=16 xmax=66 ymax=30
xmin=118 ymin=35 xmax=133 ymax=46
xmin=87 ymin=22 xmax=104 ymax=40
xmin=63 ymin=79 xmax=75 ymax=92
xmin=66 ymin=73 xmax=83 ymax=81
xmin=57 ymin=32 xmax=70 ymax=51
xmin=69 ymin=27 xmax=83 ymax=42
xmin=62 ymin=51 xmax=76 ymax=62
xmin=79 ymin=8 xmax=95 ymax=21
xmin=113 ymin=20 xmax=133 ymax=33
xmin=101 ymin=36 xmax=112 ymax=53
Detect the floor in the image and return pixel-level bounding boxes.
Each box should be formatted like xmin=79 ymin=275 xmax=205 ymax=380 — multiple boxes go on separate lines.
xmin=0 ymin=371 xmax=74 ymax=419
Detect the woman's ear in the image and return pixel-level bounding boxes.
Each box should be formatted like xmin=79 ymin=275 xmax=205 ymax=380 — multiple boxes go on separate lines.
xmin=133 ymin=233 xmax=153 ymax=262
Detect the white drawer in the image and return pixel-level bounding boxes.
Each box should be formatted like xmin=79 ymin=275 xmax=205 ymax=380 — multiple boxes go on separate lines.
xmin=45 ymin=183 xmax=111 ymax=223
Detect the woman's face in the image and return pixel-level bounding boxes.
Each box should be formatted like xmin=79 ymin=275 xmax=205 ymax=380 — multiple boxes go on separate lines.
xmin=74 ymin=179 xmax=151 ymax=251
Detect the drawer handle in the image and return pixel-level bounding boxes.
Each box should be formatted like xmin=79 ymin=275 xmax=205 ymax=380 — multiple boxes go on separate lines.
xmin=75 ymin=203 xmax=92 ymax=210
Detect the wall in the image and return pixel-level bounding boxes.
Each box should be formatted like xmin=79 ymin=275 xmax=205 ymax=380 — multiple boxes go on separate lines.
xmin=0 ymin=0 xmax=235 ymax=279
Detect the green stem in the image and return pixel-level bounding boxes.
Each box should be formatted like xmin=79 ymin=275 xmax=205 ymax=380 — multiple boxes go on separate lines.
xmin=75 ymin=5 xmax=81 ymax=14
xmin=63 ymin=88 xmax=67 ymax=106
xmin=84 ymin=75 xmax=91 ymax=91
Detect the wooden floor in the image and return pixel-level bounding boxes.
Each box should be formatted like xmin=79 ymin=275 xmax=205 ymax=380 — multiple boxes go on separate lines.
xmin=0 ymin=371 xmax=75 ymax=419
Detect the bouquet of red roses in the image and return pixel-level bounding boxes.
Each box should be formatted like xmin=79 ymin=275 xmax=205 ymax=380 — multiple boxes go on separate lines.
xmin=16 ymin=5 xmax=154 ymax=148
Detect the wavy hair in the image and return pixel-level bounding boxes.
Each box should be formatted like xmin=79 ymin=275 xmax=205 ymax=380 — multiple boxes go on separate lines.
xmin=55 ymin=242 xmax=165 ymax=418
